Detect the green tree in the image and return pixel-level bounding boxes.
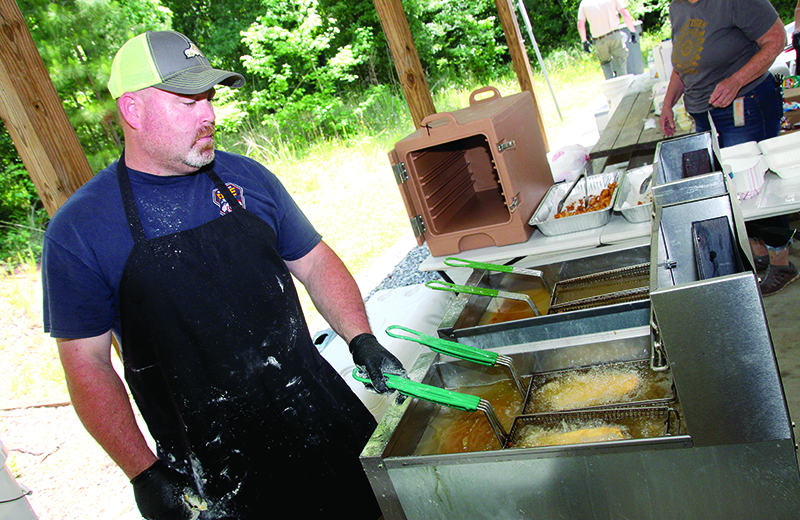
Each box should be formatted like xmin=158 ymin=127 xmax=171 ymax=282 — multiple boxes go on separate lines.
xmin=0 ymin=0 xmax=172 ymax=263
xmin=19 ymin=0 xmax=172 ymax=170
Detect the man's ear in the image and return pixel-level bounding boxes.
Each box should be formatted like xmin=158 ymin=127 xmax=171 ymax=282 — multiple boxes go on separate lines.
xmin=117 ymin=92 xmax=143 ymax=130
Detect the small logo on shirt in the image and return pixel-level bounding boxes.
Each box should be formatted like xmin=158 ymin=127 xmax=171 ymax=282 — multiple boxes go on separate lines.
xmin=213 ymin=183 xmax=245 ymax=214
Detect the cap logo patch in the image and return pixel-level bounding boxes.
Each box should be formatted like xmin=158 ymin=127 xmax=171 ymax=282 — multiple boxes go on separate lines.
xmin=184 ymin=43 xmax=203 ymax=59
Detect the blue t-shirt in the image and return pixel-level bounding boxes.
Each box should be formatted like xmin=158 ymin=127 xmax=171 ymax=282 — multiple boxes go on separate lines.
xmin=42 ymin=150 xmax=322 ymax=339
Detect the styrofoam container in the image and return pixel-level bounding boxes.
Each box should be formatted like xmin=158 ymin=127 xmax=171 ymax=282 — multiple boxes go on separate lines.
xmin=762 ymin=150 xmax=800 ymax=178
xmin=529 ymin=171 xmax=621 ymax=236
xmin=614 ymin=165 xmax=653 ymax=222
xmin=757 ymin=131 xmax=800 ymax=155
xmin=720 ymin=141 xmax=760 ymax=161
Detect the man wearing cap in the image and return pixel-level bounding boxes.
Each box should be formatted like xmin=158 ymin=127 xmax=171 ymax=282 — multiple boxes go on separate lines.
xmin=42 ymin=30 xmax=402 ymax=519
xmin=578 ymin=0 xmax=638 ymax=79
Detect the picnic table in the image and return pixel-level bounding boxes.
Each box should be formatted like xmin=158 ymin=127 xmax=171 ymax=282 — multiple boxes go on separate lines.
xmin=589 ymin=76 xmax=693 ymax=164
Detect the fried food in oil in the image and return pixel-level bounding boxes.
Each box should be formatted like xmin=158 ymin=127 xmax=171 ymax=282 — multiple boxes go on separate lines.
xmin=535 ymin=370 xmax=640 ymax=411
xmin=518 ymin=425 xmax=627 ymax=447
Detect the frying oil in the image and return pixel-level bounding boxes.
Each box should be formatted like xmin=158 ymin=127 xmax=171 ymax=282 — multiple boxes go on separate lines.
xmin=411 ymin=378 xmax=527 ymax=455
xmin=476 ymin=287 xmax=551 ymax=325
xmin=409 ymin=363 xmax=675 ymax=455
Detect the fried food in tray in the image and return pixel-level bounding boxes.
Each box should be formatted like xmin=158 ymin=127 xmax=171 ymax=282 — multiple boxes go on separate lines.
xmin=528 ymin=171 xmax=622 ymax=236
xmin=554 ymin=181 xmax=618 ymax=219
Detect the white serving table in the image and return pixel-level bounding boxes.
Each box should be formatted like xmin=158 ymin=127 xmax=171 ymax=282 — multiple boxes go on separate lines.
xmin=419 ymin=172 xmax=800 ymax=273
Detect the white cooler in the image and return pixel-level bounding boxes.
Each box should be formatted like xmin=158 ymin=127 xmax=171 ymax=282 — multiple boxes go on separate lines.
xmin=0 ymin=440 xmax=38 ymax=520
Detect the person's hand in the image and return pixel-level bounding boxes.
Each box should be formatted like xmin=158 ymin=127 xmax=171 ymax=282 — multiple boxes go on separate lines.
xmin=131 ymin=460 xmax=205 ymax=520
xmin=793 ymin=31 xmax=800 ymax=54
xmin=659 ymin=105 xmax=676 ymax=137
xmin=350 ymin=333 xmax=407 ymax=403
xmin=583 ymin=40 xmax=592 ymax=53
xmin=630 ymin=32 xmax=637 ymax=44
xmin=709 ymin=76 xmax=743 ymax=108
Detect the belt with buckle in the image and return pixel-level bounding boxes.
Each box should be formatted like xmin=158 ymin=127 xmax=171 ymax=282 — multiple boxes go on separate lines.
xmin=596 ymin=28 xmax=622 ymax=40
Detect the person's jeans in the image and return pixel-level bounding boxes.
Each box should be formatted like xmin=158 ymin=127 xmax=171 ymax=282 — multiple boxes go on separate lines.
xmin=691 ymin=74 xmax=783 ymax=148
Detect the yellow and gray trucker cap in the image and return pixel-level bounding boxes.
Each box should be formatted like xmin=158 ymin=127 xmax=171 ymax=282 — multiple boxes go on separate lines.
xmin=108 ymin=30 xmax=245 ymax=99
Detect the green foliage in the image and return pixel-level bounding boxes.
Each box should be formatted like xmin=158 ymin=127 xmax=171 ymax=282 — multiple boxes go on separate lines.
xmin=413 ymin=0 xmax=509 ymax=84
xmin=771 ymin=0 xmax=800 ymax=23
xmin=21 ymin=0 xmax=172 ymax=170
xmin=0 ymin=0 xmax=172 ymax=265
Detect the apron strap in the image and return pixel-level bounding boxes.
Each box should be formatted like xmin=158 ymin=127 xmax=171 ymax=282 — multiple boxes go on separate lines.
xmin=116 ymin=151 xmax=148 ymax=244
xmin=116 ymin=152 xmax=243 ymax=245
xmin=205 ymin=168 xmax=244 ymax=211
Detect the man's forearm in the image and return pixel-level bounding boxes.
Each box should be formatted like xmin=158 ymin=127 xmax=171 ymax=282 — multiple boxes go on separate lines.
xmin=620 ymin=8 xmax=636 ymax=33
xmin=286 ymin=241 xmax=371 ymax=344
xmin=58 ymin=335 xmax=157 ymax=479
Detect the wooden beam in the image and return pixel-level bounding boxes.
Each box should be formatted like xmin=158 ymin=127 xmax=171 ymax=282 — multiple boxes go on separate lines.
xmin=373 ymin=0 xmax=436 ymax=128
xmin=0 ymin=0 xmax=94 ymax=217
xmin=494 ymin=0 xmax=549 ymax=151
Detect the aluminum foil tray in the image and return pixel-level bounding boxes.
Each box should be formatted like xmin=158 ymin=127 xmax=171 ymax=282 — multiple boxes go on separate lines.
xmin=614 ymin=165 xmax=653 ymax=223
xmin=529 ymin=171 xmax=621 ymax=236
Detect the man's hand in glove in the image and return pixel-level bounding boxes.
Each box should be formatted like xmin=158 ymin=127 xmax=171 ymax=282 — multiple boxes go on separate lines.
xmin=132 ymin=460 xmax=206 ymax=520
xmin=630 ymin=32 xmax=637 ymax=44
xmin=350 ymin=333 xmax=407 ymax=404
xmin=583 ymin=40 xmax=592 ymax=53
xmin=793 ymin=31 xmax=800 ymax=55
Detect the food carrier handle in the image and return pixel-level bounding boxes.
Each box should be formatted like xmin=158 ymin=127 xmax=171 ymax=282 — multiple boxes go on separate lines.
xmin=419 ymin=112 xmax=458 ymax=130
xmin=385 ymin=325 xmax=498 ymax=367
xmin=469 ymin=86 xmax=501 ymax=105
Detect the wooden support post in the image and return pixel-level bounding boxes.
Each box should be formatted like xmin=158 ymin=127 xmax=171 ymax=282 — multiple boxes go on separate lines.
xmin=0 ymin=0 xmax=94 ymax=217
xmin=373 ymin=0 xmax=436 ymax=128
xmin=494 ymin=0 xmax=550 ymax=151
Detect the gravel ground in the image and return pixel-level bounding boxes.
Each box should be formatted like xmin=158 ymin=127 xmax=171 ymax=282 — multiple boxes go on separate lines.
xmin=0 ymin=244 xmax=437 ymax=519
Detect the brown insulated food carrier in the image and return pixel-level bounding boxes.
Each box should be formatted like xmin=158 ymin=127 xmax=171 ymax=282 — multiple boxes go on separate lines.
xmin=389 ymin=86 xmax=553 ymax=257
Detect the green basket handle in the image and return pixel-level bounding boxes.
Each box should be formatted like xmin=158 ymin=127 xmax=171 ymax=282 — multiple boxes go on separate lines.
xmin=425 ymin=280 xmax=499 ymax=298
xmin=352 ymin=369 xmax=481 ymax=412
xmin=443 ymin=257 xmax=515 ymax=274
xmin=385 ymin=325 xmax=498 ymax=367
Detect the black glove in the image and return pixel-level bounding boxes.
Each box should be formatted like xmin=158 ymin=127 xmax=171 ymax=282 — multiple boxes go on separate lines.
xmin=131 ymin=460 xmax=204 ymax=520
xmin=583 ymin=40 xmax=592 ymax=53
xmin=793 ymin=31 xmax=800 ymax=54
xmin=630 ymin=32 xmax=637 ymax=44
xmin=350 ymin=333 xmax=407 ymax=400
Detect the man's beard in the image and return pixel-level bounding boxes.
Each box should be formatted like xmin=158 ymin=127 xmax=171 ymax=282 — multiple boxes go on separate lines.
xmin=184 ymin=124 xmax=216 ymax=168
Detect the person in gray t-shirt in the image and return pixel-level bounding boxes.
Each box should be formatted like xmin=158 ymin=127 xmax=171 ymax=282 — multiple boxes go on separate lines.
xmin=658 ymin=0 xmax=796 ymax=297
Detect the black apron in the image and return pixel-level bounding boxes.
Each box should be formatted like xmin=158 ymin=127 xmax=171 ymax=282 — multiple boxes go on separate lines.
xmin=115 ymin=153 xmax=380 ymax=519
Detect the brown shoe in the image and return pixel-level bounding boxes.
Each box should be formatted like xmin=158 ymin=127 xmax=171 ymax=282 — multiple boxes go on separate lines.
xmin=753 ymin=254 xmax=770 ymax=272
xmin=760 ymin=262 xmax=800 ymax=296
